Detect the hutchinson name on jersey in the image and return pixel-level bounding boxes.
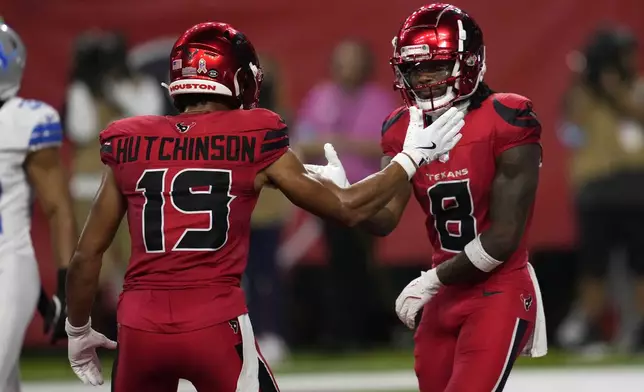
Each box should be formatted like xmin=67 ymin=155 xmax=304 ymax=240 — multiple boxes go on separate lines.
xmin=0 ymin=97 xmax=63 ymax=251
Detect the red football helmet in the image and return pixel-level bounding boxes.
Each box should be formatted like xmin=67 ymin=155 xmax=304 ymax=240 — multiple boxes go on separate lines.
xmin=390 ymin=3 xmax=486 ymax=112
xmin=166 ymin=22 xmax=263 ymax=109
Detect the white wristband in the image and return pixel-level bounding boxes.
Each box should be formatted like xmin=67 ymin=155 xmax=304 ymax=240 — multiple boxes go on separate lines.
xmin=391 ymin=153 xmax=417 ymax=180
xmin=464 ymin=235 xmax=503 ymax=272
xmin=423 ymin=268 xmax=443 ymax=287
xmin=65 ymin=317 xmax=92 ymax=337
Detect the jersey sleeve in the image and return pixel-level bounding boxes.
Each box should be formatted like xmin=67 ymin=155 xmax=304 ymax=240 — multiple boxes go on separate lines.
xmin=380 ymin=107 xmax=407 ymax=157
xmin=98 ymin=123 xmax=123 ymax=167
xmin=492 ymin=95 xmax=542 ymax=157
xmin=254 ymin=110 xmax=290 ymax=171
xmin=27 ymin=102 xmax=64 ymax=151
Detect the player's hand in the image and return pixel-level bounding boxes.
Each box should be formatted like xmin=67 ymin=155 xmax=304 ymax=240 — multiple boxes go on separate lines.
xmin=46 ymin=268 xmax=69 ymax=344
xmin=402 ymin=106 xmax=465 ymax=166
xmin=45 ymin=294 xmax=68 ymax=343
xmin=39 ymin=278 xmax=68 ymax=344
xmin=303 ymin=143 xmax=350 ymax=188
xmin=395 ymin=269 xmax=443 ymax=329
xmin=39 ymin=287 xmax=56 ymax=333
xmin=66 ymin=318 xmax=117 ymax=386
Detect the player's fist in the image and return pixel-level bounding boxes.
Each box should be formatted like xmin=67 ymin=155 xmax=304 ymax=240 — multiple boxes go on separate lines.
xmin=48 ymin=268 xmax=69 ymax=344
xmin=66 ymin=318 xmax=117 ymax=386
xmin=395 ymin=269 xmax=443 ymax=329
xmin=48 ymin=294 xmax=68 ymax=343
xmin=303 ymin=143 xmax=350 ymax=188
xmin=38 ymin=285 xmax=68 ymax=344
xmin=400 ymin=106 xmax=465 ymax=167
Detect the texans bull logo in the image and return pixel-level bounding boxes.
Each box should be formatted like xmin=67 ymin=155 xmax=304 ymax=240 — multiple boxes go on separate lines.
xmin=520 ymin=294 xmax=533 ymax=311
xmin=228 ymin=320 xmax=239 ymax=334
xmin=176 ymin=122 xmax=196 ymax=133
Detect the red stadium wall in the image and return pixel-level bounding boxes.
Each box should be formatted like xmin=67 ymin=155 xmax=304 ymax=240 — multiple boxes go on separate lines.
xmin=4 ymin=0 xmax=643 ymax=346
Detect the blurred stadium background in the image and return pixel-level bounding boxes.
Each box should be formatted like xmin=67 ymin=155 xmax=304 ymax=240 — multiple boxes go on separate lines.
xmin=4 ymin=0 xmax=644 ymax=390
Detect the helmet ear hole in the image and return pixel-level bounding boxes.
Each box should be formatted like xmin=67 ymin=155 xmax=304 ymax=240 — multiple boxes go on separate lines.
xmin=7 ymin=37 xmax=18 ymax=51
xmin=464 ymin=53 xmax=477 ymax=67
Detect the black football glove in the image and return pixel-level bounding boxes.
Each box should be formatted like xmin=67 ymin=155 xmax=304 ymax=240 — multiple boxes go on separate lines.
xmin=38 ymin=268 xmax=68 ymax=344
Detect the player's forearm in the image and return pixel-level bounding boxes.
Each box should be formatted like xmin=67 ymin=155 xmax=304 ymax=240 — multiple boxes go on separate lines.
xmin=66 ymin=252 xmax=102 ymax=326
xmin=435 ymin=252 xmax=488 ymax=285
xmin=358 ymin=184 xmax=410 ymax=236
xmin=435 ymin=227 xmax=521 ymax=285
xmin=356 ymin=154 xmax=406 ymax=235
xmin=48 ymin=207 xmax=78 ymax=268
xmin=479 ymin=224 xmax=524 ymax=261
xmin=358 ymin=208 xmax=398 ymax=236
xmin=336 ymin=163 xmax=409 ymax=226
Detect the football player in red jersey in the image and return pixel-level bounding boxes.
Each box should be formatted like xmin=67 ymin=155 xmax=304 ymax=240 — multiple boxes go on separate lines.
xmin=309 ymin=4 xmax=547 ymax=392
xmin=62 ymin=22 xmax=465 ymax=391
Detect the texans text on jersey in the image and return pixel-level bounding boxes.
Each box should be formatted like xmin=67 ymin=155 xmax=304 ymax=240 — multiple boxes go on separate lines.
xmin=425 ymin=168 xmax=469 ymax=182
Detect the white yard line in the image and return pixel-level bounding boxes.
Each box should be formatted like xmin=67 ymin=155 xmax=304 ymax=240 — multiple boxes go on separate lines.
xmin=22 ymin=367 xmax=644 ymax=392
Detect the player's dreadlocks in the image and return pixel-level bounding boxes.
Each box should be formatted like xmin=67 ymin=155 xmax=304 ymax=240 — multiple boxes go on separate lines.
xmin=467 ymin=81 xmax=494 ymax=110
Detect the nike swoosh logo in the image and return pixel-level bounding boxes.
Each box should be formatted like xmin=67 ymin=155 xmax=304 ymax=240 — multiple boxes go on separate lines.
xmin=419 ymin=142 xmax=437 ymax=150
xmin=482 ymin=290 xmax=503 ymax=297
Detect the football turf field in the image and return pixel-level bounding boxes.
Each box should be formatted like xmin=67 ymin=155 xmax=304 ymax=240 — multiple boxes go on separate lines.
xmin=19 ymin=349 xmax=644 ymax=391
xmin=18 ymin=368 xmax=644 ymax=392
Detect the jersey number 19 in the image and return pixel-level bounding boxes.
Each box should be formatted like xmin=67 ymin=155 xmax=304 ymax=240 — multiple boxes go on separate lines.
xmin=136 ymin=169 xmax=234 ymax=253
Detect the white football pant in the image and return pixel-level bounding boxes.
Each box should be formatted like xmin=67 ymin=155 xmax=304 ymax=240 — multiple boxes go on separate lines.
xmin=0 ymin=250 xmax=40 ymax=392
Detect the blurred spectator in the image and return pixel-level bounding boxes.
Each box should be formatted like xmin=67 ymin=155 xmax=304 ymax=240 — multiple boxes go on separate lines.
xmin=294 ymin=39 xmax=396 ymax=350
xmin=64 ymin=31 xmax=165 ymax=338
xmin=558 ymin=26 xmax=644 ymax=355
xmin=245 ymin=55 xmax=292 ymax=365
xmin=127 ymin=37 xmax=179 ymax=115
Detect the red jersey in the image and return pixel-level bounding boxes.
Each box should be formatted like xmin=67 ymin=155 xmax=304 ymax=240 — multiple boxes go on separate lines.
xmin=99 ymin=108 xmax=288 ymax=332
xmin=381 ymin=93 xmax=541 ymax=277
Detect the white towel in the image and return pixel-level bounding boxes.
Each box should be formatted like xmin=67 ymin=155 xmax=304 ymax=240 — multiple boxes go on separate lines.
xmin=236 ymin=313 xmax=260 ymax=392
xmin=521 ymin=263 xmax=548 ymax=357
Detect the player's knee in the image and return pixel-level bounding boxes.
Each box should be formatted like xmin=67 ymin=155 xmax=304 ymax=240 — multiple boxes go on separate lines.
xmin=414 ymin=352 xmax=453 ymax=392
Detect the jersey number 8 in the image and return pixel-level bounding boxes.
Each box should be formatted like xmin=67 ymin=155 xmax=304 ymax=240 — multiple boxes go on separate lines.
xmin=427 ymin=180 xmax=477 ymax=252
xmin=136 ymin=169 xmax=234 ymax=253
